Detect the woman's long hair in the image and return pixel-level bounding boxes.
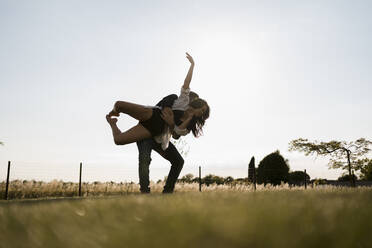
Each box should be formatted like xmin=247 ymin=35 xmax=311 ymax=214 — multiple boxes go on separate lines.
xmin=187 ymin=98 xmax=210 ymax=137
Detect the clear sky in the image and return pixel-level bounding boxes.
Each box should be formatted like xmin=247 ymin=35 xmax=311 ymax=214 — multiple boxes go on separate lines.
xmin=1 ymin=0 xmax=371 ymax=182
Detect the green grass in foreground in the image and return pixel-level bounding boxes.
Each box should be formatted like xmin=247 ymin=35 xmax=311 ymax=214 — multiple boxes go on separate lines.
xmin=1 ymin=189 xmax=372 ymax=248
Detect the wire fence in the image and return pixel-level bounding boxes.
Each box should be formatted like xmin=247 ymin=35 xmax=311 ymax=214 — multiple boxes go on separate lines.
xmin=0 ymin=160 xmax=168 ymax=199
xmin=1 ymin=160 xmax=372 ymax=200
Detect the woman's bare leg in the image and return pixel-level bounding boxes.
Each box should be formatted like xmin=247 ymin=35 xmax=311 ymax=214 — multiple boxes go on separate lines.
xmin=108 ymin=101 xmax=153 ymax=122
xmin=106 ymin=115 xmax=152 ymax=145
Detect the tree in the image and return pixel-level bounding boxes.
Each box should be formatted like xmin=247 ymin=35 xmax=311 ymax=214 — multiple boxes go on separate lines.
xmin=248 ymin=156 xmax=255 ymax=182
xmin=289 ymin=138 xmax=372 ymax=187
xmin=358 ymin=159 xmax=372 ymax=181
xmin=338 ymin=174 xmax=357 ymax=182
xmin=257 ymin=150 xmax=290 ymax=186
xmin=202 ymin=174 xmax=224 ymax=186
xmin=288 ymin=171 xmax=310 ymax=185
xmin=224 ymin=176 xmax=234 ymax=184
xmin=0 ymin=141 xmax=3 ymax=145
xmin=179 ymin=173 xmax=195 ymax=183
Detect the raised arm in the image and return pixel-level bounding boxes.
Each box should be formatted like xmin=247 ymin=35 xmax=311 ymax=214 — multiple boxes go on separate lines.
xmin=183 ymin=52 xmax=195 ymax=89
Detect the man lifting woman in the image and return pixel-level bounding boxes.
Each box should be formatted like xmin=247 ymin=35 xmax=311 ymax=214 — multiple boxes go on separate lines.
xmin=106 ymin=53 xmax=210 ymax=193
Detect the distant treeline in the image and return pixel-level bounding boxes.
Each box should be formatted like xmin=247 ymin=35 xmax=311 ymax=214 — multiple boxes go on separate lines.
xmin=178 ymin=149 xmax=371 ymax=186
xmin=177 ymin=172 xmax=310 ymax=186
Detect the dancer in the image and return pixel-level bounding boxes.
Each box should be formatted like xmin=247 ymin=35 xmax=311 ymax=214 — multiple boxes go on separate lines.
xmin=137 ymin=91 xmax=200 ymax=193
xmin=106 ymin=53 xmax=210 ymax=151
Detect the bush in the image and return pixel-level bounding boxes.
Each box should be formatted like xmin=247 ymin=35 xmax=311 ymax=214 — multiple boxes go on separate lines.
xmin=312 ymin=178 xmax=328 ymax=185
xmin=288 ymin=171 xmax=310 ymax=185
xmin=202 ymin=174 xmax=224 ymax=186
xmin=257 ymin=150 xmax=289 ymax=186
xmin=338 ymin=174 xmax=357 ymax=182
xmin=179 ymin=174 xmax=195 ymax=183
xmin=224 ymin=176 xmax=234 ymax=184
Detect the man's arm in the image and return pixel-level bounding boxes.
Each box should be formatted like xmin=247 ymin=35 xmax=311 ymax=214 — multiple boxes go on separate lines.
xmin=176 ymin=115 xmax=193 ymax=131
xmin=161 ymin=108 xmax=190 ymax=138
xmin=183 ymin=52 xmax=194 ymax=89
xmin=160 ymin=107 xmax=175 ymax=131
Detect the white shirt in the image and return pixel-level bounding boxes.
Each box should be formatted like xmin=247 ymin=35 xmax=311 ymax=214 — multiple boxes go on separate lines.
xmin=172 ymin=86 xmax=190 ymax=110
xmin=154 ymin=86 xmax=191 ymax=150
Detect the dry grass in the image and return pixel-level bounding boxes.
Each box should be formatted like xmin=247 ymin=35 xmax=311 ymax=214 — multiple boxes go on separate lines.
xmin=0 ymin=179 xmax=368 ymax=199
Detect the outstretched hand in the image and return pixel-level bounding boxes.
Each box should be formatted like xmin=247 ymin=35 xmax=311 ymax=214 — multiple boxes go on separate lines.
xmin=186 ymin=52 xmax=194 ymax=65
xmin=106 ymin=114 xmax=118 ymax=125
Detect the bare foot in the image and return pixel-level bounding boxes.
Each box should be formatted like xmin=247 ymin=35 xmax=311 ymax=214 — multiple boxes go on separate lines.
xmin=106 ymin=115 xmax=118 ymax=125
xmin=108 ymin=109 xmax=120 ymax=117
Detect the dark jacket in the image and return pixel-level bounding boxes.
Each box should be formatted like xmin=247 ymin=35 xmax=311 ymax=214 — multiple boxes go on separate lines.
xmin=155 ymin=94 xmax=178 ymax=109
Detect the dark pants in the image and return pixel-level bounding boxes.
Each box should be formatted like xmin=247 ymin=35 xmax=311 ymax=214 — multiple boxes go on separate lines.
xmin=136 ymin=139 xmax=184 ymax=193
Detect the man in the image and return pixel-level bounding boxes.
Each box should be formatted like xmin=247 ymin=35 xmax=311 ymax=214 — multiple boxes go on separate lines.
xmin=137 ymin=92 xmax=199 ymax=193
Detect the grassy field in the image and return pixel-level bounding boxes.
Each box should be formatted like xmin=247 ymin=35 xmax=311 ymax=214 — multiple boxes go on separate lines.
xmin=0 ymin=180 xmax=269 ymax=199
xmin=1 ymin=188 xmax=372 ymax=248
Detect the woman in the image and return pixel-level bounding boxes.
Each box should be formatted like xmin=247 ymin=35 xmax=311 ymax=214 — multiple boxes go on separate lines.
xmin=106 ymin=52 xmax=210 ymax=148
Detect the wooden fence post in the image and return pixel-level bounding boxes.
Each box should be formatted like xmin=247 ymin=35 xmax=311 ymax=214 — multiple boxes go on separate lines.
xmin=304 ymin=169 xmax=307 ymax=190
xmin=253 ymin=166 xmax=257 ymax=191
xmin=5 ymin=161 xmax=10 ymax=200
xmin=248 ymin=156 xmax=256 ymax=191
xmin=199 ymin=166 xmax=202 ymax=192
xmin=79 ymin=162 xmax=82 ymax=197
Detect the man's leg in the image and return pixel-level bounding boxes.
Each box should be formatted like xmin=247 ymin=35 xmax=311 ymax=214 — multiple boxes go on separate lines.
xmin=153 ymin=142 xmax=184 ymax=193
xmin=136 ymin=139 xmax=155 ymax=193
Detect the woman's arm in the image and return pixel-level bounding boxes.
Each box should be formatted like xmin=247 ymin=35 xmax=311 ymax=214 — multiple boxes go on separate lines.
xmin=161 ymin=108 xmax=189 ymax=138
xmin=161 ymin=107 xmax=189 ymax=136
xmin=172 ymin=118 xmax=191 ymax=137
xmin=176 ymin=115 xmax=193 ymax=131
xmin=183 ymin=52 xmax=195 ymax=89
